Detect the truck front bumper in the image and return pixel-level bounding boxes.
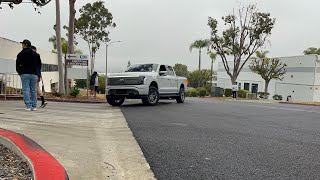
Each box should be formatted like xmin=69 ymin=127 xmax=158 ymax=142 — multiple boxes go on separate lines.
xmin=106 ymin=85 xmax=148 ymax=99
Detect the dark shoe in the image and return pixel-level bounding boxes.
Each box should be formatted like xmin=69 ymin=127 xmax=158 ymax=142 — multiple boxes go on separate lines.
xmin=40 ymin=102 xmax=48 ymax=108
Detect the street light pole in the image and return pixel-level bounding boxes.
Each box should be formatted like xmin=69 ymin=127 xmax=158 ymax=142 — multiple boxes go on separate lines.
xmin=105 ymin=41 xmax=121 ymax=91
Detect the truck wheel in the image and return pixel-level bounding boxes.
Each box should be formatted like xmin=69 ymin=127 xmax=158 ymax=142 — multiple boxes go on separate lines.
xmin=142 ymin=86 xmax=159 ymax=106
xmin=107 ymin=97 xmax=125 ymax=106
xmin=176 ymin=87 xmax=185 ymax=103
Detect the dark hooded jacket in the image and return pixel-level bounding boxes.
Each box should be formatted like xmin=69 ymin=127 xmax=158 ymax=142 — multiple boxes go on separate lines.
xmin=16 ymin=47 xmax=42 ymax=76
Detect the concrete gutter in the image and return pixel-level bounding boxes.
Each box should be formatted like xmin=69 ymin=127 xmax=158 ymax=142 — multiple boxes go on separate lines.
xmin=0 ymin=128 xmax=69 ymax=180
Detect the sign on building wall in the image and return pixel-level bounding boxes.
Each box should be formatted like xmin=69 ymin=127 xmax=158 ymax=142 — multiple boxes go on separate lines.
xmin=66 ymin=54 xmax=89 ymax=66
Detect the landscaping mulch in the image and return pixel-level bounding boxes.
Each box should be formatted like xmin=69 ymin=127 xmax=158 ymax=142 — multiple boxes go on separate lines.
xmin=0 ymin=144 xmax=33 ymax=180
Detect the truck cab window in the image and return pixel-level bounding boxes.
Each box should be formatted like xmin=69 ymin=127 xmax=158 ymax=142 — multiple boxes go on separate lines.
xmin=159 ymin=65 xmax=167 ymax=71
xmin=166 ymin=66 xmax=175 ymax=76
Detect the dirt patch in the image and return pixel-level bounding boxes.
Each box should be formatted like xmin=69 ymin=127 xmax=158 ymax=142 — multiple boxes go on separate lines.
xmin=0 ymin=144 xmax=33 ymax=180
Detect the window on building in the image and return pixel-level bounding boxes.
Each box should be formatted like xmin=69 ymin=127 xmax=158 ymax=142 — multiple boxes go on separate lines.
xmin=238 ymin=83 xmax=241 ymax=90
xmin=41 ymin=64 xmax=58 ymax=72
xmin=244 ymin=83 xmax=250 ymax=91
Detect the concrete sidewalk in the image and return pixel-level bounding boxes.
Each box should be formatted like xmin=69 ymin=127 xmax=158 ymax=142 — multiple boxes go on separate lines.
xmin=0 ymin=101 xmax=155 ymax=180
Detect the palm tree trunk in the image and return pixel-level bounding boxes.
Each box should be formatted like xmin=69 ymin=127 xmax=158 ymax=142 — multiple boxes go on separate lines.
xmin=198 ymin=48 xmax=201 ymax=71
xmin=55 ymin=0 xmax=65 ymax=94
xmin=68 ymin=0 xmax=76 ymax=54
xmin=264 ymin=80 xmax=270 ymax=99
xmin=198 ymin=48 xmax=201 ymax=87
xmin=210 ymin=59 xmax=213 ymax=95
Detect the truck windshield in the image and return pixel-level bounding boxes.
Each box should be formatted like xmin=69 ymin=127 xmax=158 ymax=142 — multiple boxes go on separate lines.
xmin=125 ymin=64 xmax=158 ymax=72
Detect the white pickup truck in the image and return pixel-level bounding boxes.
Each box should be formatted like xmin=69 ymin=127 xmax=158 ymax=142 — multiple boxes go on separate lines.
xmin=106 ymin=63 xmax=188 ymax=106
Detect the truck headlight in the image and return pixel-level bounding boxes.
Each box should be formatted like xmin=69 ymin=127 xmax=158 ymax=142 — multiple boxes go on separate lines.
xmin=139 ymin=76 xmax=145 ymax=85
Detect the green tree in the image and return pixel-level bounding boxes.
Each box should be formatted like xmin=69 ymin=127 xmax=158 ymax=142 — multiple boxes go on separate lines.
xmin=208 ymin=51 xmax=217 ymax=93
xmin=49 ymin=35 xmax=68 ymax=54
xmin=304 ymin=47 xmax=320 ymax=55
xmin=208 ymin=4 xmax=275 ymax=85
xmin=75 ymin=1 xmax=116 ymax=73
xmin=49 ymin=35 xmax=82 ymax=55
xmin=98 ymin=75 xmax=106 ymax=94
xmin=255 ymin=50 xmax=269 ymax=59
xmin=187 ymin=69 xmax=211 ymax=88
xmin=75 ymin=79 xmax=87 ymax=88
xmin=249 ymin=57 xmax=286 ymax=96
xmin=173 ymin=64 xmax=188 ymax=77
xmin=189 ymin=39 xmax=210 ymax=71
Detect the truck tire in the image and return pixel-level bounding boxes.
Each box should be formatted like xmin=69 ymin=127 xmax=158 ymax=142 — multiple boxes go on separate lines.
xmin=142 ymin=86 xmax=159 ymax=106
xmin=107 ymin=97 xmax=125 ymax=106
xmin=176 ymin=87 xmax=185 ymax=103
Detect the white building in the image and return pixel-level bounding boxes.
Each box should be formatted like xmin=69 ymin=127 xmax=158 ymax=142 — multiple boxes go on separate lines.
xmin=217 ymin=55 xmax=320 ymax=102
xmin=0 ymin=37 xmax=60 ymax=92
xmin=0 ymin=37 xmax=87 ymax=93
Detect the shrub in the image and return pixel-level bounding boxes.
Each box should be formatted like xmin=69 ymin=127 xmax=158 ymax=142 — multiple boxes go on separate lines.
xmin=187 ymin=88 xmax=198 ymax=97
xmin=273 ymin=94 xmax=283 ymax=100
xmin=53 ymin=92 xmax=63 ymax=97
xmin=258 ymin=92 xmax=270 ymax=99
xmin=237 ymin=90 xmax=250 ymax=98
xmin=70 ymin=87 xmax=80 ymax=97
xmin=224 ymin=88 xmax=233 ymax=97
xmin=212 ymin=87 xmax=224 ymax=97
xmin=196 ymin=87 xmax=208 ymax=97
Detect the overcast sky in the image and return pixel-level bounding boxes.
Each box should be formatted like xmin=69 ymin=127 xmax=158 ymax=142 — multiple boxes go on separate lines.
xmin=1 ymin=0 xmax=319 ymax=73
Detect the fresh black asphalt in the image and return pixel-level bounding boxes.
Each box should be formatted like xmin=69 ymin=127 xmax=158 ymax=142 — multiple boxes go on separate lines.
xmin=121 ymin=98 xmax=320 ymax=180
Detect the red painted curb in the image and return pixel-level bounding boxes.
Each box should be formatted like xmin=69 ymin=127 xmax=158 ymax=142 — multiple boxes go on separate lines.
xmin=0 ymin=128 xmax=69 ymax=180
xmin=280 ymin=102 xmax=320 ymax=107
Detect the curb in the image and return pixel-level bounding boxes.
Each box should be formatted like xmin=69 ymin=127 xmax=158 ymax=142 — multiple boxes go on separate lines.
xmin=0 ymin=96 xmax=106 ymax=104
xmin=280 ymin=102 xmax=320 ymax=107
xmin=0 ymin=128 xmax=69 ymax=180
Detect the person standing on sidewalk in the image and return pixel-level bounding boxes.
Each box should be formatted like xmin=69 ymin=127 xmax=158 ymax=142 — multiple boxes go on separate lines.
xmin=90 ymin=71 xmax=98 ymax=98
xmin=31 ymin=46 xmax=47 ymax=108
xmin=232 ymin=83 xmax=238 ymax=99
xmin=16 ymin=40 xmax=42 ymax=111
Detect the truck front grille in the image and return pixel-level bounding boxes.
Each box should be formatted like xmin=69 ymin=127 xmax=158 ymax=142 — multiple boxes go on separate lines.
xmin=107 ymin=77 xmax=141 ymax=86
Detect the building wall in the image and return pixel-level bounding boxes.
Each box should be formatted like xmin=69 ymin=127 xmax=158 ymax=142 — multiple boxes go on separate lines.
xmin=312 ymin=57 xmax=320 ymax=102
xmin=0 ymin=37 xmax=59 ymax=92
xmin=217 ymin=55 xmax=318 ymax=101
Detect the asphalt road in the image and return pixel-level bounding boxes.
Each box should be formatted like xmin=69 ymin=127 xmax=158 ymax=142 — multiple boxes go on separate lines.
xmin=121 ymin=98 xmax=320 ymax=180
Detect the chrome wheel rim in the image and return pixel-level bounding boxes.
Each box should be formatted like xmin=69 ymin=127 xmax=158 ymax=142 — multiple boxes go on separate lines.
xmin=148 ymin=89 xmax=158 ymax=103
xmin=181 ymin=89 xmax=185 ymax=101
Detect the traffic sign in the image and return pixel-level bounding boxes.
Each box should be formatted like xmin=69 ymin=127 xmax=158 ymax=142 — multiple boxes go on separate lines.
xmin=66 ymin=59 xmax=88 ymax=66
xmin=66 ymin=54 xmax=89 ymax=66
xmin=66 ymin=54 xmax=89 ymax=60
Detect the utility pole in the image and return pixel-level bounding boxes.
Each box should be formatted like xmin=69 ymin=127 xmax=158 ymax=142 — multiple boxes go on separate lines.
xmin=54 ymin=0 xmax=65 ymax=93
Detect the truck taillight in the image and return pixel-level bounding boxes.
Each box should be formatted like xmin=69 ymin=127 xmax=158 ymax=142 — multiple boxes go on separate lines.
xmin=186 ymin=79 xmax=189 ymax=86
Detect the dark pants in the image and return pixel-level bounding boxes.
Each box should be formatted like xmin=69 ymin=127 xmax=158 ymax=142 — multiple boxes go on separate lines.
xmin=232 ymin=91 xmax=237 ymax=99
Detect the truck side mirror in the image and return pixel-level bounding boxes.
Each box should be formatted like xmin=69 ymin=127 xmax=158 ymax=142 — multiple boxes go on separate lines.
xmin=159 ymin=71 xmax=168 ymax=76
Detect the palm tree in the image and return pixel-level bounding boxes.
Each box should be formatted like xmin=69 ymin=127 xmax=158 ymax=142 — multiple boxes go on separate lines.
xmin=208 ymin=51 xmax=217 ymax=94
xmin=49 ymin=35 xmax=82 ymax=55
xmin=189 ymin=39 xmax=210 ymax=71
xmin=255 ymin=50 xmax=269 ymax=59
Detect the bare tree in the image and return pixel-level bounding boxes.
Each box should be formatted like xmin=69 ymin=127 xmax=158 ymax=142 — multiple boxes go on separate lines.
xmin=208 ymin=4 xmax=275 ymax=85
